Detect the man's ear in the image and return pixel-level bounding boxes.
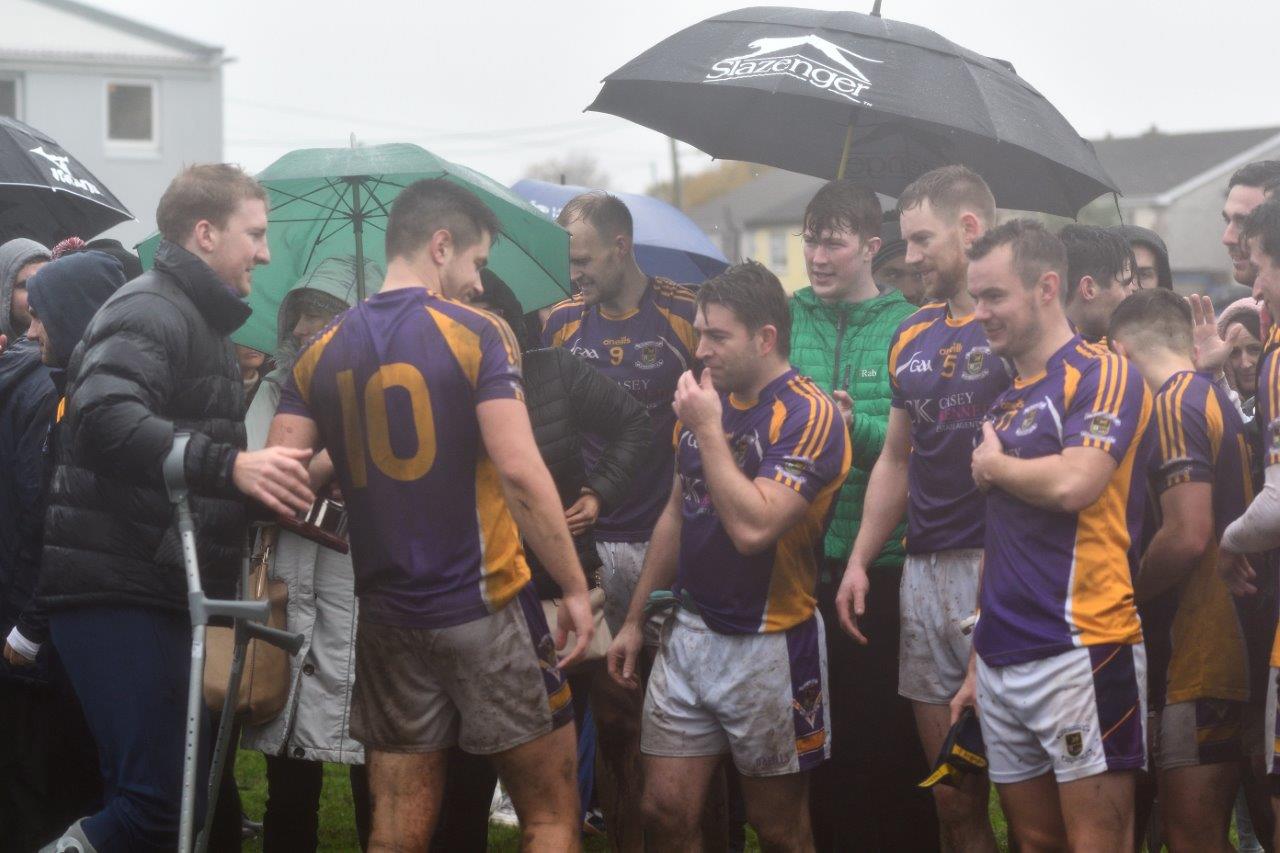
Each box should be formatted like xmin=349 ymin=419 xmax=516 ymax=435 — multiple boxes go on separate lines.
xmin=1040 ymin=271 xmax=1062 ymax=306
xmin=428 ymin=228 xmax=453 ymax=266
xmin=1078 ymin=275 xmax=1099 ymax=302
xmin=862 ymin=235 xmax=882 ymax=261
xmin=959 ymin=212 xmax=983 ymax=248
xmin=757 ymin=323 xmax=779 ymax=356
xmin=614 ymin=232 xmax=632 ymax=259
xmin=190 ymin=219 xmax=216 ymax=254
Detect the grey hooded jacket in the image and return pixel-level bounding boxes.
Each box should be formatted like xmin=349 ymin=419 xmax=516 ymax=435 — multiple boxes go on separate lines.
xmin=0 ymin=238 xmax=51 ymax=338
xmin=240 ymin=256 xmax=381 ymax=764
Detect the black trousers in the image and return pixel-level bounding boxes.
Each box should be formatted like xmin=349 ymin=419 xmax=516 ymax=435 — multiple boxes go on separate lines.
xmin=809 ymin=562 xmax=941 ymax=852
xmin=262 ymin=754 xmax=370 ymax=852
xmin=0 ymin=678 xmax=101 ymax=853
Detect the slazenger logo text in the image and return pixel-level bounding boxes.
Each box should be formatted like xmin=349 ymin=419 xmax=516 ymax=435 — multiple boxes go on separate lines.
xmin=29 ymin=146 xmax=102 ymax=196
xmin=705 ymin=34 xmax=882 ymax=104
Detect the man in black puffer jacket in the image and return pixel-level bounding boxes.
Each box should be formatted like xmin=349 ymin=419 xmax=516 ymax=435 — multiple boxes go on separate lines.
xmin=36 ymin=164 xmax=315 ymax=853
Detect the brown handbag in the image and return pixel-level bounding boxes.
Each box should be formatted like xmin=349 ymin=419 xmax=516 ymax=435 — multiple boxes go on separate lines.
xmin=203 ymin=539 xmax=291 ymax=725
xmin=540 ymin=586 xmax=611 ymax=672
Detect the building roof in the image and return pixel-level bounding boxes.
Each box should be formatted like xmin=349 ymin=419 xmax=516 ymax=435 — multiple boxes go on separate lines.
xmin=687 ymin=125 xmax=1280 ymax=232
xmin=0 ymin=0 xmax=222 ymax=67
xmin=1092 ymin=125 xmax=1280 ymax=201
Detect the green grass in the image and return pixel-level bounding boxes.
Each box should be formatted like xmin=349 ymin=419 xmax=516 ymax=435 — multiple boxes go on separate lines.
xmin=234 ymin=750 xmax=1142 ymax=852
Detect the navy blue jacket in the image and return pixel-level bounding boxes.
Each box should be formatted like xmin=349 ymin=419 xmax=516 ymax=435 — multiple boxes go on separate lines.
xmin=0 ymin=338 xmax=55 ymax=683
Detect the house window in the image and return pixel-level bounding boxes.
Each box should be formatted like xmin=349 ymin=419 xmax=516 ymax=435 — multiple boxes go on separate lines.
xmin=0 ymin=76 xmax=19 ymax=120
xmin=106 ymin=80 xmax=157 ymax=147
xmin=768 ymin=230 xmax=789 ymax=271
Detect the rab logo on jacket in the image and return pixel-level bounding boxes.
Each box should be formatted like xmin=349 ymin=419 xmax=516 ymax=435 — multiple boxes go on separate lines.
xmin=705 ymin=34 xmax=883 ymax=104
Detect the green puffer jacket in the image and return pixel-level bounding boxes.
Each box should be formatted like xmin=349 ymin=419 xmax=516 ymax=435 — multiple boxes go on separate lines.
xmin=789 ymin=286 xmax=916 ymax=572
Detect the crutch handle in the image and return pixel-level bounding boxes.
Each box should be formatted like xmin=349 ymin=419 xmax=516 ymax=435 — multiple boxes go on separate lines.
xmin=164 ymin=432 xmax=191 ymax=502
xmin=242 ymin=621 xmax=305 ymax=656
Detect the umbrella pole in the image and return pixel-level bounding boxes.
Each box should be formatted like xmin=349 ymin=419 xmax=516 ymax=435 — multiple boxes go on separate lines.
xmin=349 ymin=178 xmax=367 ymax=301
xmin=836 ymin=122 xmax=855 ymax=181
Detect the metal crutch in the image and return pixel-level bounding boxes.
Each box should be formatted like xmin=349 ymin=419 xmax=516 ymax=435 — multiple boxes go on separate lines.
xmin=165 ymin=433 xmax=304 ymax=853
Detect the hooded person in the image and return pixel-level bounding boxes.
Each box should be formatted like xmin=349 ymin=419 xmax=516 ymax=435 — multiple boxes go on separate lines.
xmin=1115 ymin=224 xmax=1173 ymax=291
xmin=243 ymin=255 xmax=382 ymax=449
xmin=0 ymin=237 xmax=52 ymax=341
xmin=240 ymin=254 xmax=381 ymax=852
xmin=1 ymin=251 xmax=123 ymax=852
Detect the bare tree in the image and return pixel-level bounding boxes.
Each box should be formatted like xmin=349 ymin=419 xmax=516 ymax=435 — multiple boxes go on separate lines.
xmin=523 ymin=152 xmax=610 ymax=189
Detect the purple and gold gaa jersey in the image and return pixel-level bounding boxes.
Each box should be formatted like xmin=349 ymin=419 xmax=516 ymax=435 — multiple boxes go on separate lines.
xmin=673 ymin=369 xmax=851 ymax=634
xmin=1138 ymin=370 xmax=1253 ymax=706
xmin=888 ymin=302 xmax=1013 ymax=554
xmin=543 ymin=278 xmax=698 ymax=542
xmin=975 ymin=337 xmax=1151 ymax=667
xmin=278 ymin=287 xmax=528 ymax=629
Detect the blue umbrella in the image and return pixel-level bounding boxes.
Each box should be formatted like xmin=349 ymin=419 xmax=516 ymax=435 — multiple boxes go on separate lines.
xmin=510 ymin=179 xmax=728 ymax=284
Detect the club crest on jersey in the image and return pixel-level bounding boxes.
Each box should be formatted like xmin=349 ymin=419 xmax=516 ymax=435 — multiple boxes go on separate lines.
xmin=1016 ymin=405 xmax=1041 ymax=436
xmin=634 ymin=340 xmax=665 ymax=369
xmin=792 ymin=678 xmax=824 ymax=727
xmin=1087 ymin=411 xmax=1118 ymax=439
xmin=1061 ymin=729 xmax=1085 ymax=759
xmin=962 ymin=347 xmax=991 ymax=381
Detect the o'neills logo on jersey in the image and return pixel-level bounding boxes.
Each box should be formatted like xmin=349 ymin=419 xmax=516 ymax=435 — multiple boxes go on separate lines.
xmin=705 ymin=34 xmax=883 ymax=104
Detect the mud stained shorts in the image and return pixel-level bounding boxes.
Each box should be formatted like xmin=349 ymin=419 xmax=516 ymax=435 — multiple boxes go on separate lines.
xmin=899 ymin=549 xmax=982 ymax=704
xmin=976 ymin=643 xmax=1147 ymax=784
xmin=598 ymin=540 xmax=662 ymax=645
xmin=640 ymin=606 xmax=830 ymax=778
xmin=349 ymin=585 xmax=573 ymax=755
xmin=1152 ymin=698 xmax=1243 ymax=770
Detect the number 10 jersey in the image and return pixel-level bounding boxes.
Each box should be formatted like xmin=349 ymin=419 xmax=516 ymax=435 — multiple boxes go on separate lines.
xmin=278 ymin=287 xmax=529 ymax=629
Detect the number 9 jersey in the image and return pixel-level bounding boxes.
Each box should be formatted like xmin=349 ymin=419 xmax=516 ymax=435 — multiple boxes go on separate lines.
xmin=278 ymin=287 xmax=528 ymax=630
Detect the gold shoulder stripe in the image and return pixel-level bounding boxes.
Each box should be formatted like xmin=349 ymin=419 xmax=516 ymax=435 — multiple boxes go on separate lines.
xmin=444 ymin=299 xmax=523 ymax=366
xmin=785 ymin=379 xmax=821 ymax=459
xmin=1204 ymin=380 xmax=1224 ymax=460
xmin=1155 ymin=387 xmax=1172 ymax=463
xmin=888 ymin=319 xmax=935 ymax=381
xmin=291 ymin=319 xmax=344 ymax=407
xmin=799 ymin=384 xmax=834 ymax=461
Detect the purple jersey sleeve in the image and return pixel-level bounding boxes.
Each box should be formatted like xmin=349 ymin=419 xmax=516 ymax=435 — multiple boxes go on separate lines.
xmin=475 ymin=314 xmax=525 ymax=404
xmin=1062 ymin=354 xmax=1147 ymax=463
xmin=277 ymin=373 xmax=309 ymax=418
xmin=1150 ymin=383 xmax=1213 ymax=494
xmin=760 ymin=390 xmax=847 ymax=503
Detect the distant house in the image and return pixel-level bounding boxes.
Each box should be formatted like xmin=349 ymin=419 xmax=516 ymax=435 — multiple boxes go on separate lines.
xmin=688 ymin=126 xmax=1280 ymax=296
xmin=686 ymin=169 xmax=824 ymax=292
xmin=1090 ymin=125 xmax=1280 ymax=292
xmin=0 ymin=0 xmax=224 ymax=246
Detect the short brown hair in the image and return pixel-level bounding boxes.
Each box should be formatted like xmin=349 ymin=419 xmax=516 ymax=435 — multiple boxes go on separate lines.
xmin=898 ymin=165 xmax=997 ymax=228
xmin=967 ymin=218 xmax=1067 ymax=290
xmin=557 ymin=191 xmax=633 ymax=242
xmin=385 ymin=178 xmax=501 ymax=261
xmin=1108 ymin=288 xmax=1193 ymax=355
xmin=696 ymin=260 xmax=791 ymax=357
xmin=156 ymin=164 xmax=267 ymax=244
xmin=803 ymin=180 xmax=881 ymax=240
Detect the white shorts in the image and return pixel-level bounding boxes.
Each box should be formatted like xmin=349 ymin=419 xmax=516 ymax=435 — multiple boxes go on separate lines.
xmin=977 ymin=643 xmax=1147 ymax=784
xmin=1266 ymin=667 xmax=1280 ymax=775
xmin=640 ymin=607 xmax=830 ymax=777
xmin=597 ymin=539 xmax=662 ymax=645
xmin=899 ymin=549 xmax=981 ymax=704
xmin=1153 ymin=698 xmax=1243 ymax=770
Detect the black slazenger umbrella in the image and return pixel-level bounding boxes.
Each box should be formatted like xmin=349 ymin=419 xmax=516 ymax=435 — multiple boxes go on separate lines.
xmin=0 ymin=117 xmax=133 ymax=245
xmin=588 ymin=6 xmax=1119 ymax=217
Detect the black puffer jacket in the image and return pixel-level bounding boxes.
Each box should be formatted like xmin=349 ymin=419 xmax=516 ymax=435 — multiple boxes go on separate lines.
xmin=524 ymin=346 xmax=649 ymax=597
xmin=39 ymin=241 xmax=251 ymax=613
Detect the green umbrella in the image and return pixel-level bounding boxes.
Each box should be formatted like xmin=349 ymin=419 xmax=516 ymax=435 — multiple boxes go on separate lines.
xmin=138 ymin=143 xmax=570 ymax=355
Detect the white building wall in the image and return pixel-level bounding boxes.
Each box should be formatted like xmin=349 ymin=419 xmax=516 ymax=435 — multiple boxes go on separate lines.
xmin=10 ymin=61 xmax=222 ymax=246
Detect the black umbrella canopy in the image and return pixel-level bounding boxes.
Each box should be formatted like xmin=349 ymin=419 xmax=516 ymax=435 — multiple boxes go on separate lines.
xmin=0 ymin=117 xmax=133 ymax=245
xmin=589 ymin=6 xmax=1119 ymax=217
